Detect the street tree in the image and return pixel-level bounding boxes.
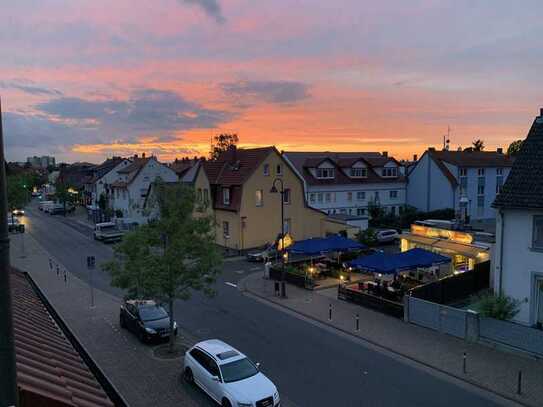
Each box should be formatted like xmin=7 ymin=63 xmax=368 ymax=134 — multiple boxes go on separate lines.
xmin=6 ymin=175 xmax=30 ymax=221
xmin=506 ymin=139 xmax=523 ymax=156
xmin=471 ymin=139 xmax=485 ymax=151
xmin=102 ymin=182 xmax=222 ymax=352
xmin=54 ymin=180 xmax=75 ymax=216
xmin=210 ymin=133 xmax=239 ymax=160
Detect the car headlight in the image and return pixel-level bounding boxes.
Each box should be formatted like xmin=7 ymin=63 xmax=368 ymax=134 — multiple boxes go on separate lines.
xmin=237 ymin=403 xmax=252 ymax=407
xmin=145 ymin=327 xmax=156 ymax=334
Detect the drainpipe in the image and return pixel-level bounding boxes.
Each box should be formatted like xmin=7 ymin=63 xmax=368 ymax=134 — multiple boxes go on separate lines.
xmin=498 ymin=209 xmax=505 ymax=295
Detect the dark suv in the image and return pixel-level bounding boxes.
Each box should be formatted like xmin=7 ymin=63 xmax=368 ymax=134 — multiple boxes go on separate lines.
xmin=120 ymin=300 xmax=177 ymax=343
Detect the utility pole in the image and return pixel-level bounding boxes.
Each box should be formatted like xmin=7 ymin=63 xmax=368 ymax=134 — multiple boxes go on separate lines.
xmin=0 ymin=97 xmax=19 ymax=405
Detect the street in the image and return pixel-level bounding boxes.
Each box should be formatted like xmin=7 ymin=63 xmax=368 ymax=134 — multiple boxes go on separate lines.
xmin=22 ymin=204 xmax=513 ymax=407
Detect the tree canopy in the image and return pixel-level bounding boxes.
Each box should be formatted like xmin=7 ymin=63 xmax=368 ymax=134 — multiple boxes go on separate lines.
xmin=210 ymin=133 xmax=238 ymax=160
xmin=102 ymin=182 xmax=222 ymax=351
xmin=506 ymin=139 xmax=523 ymax=156
xmin=471 ymin=139 xmax=485 ymax=151
xmin=7 ymin=175 xmax=30 ymax=212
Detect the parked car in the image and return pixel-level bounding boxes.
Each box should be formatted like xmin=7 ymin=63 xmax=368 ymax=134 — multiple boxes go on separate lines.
xmin=7 ymin=217 xmax=25 ymax=233
xmin=119 ymin=299 xmax=177 ymax=343
xmin=12 ymin=208 xmax=25 ymax=216
xmin=184 ymin=339 xmax=280 ymax=407
xmin=49 ymin=203 xmax=75 ymax=215
xmin=38 ymin=200 xmax=54 ymax=211
xmin=93 ymin=222 xmax=124 ymax=242
xmin=246 ymin=243 xmax=278 ymax=262
xmin=376 ymin=229 xmax=399 ymax=244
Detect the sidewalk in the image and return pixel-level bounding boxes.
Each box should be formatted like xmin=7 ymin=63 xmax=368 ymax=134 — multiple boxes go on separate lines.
xmin=242 ymin=273 xmax=543 ymax=407
xmin=9 ymin=232 xmax=212 ymax=407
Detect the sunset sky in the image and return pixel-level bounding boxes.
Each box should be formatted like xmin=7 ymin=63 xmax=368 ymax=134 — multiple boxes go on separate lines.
xmin=2 ymin=0 xmax=542 ymax=163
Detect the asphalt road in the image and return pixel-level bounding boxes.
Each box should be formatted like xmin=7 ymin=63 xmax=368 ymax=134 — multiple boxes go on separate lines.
xmin=24 ymin=204 xmax=512 ymax=407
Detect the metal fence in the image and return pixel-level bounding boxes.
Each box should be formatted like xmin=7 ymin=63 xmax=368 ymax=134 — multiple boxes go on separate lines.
xmin=405 ymin=296 xmax=543 ymax=357
xmin=338 ymin=285 xmax=404 ymax=318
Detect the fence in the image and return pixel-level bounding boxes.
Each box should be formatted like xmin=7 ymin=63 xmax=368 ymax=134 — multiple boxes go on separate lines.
xmin=269 ymin=266 xmax=308 ymax=288
xmin=405 ymin=296 xmax=543 ymax=357
xmin=410 ymin=261 xmax=490 ymax=304
xmin=338 ymin=285 xmax=404 ymax=318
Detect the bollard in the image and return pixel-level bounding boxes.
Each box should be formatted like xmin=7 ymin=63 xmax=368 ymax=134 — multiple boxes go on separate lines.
xmin=517 ymin=370 xmax=522 ymax=395
xmin=355 ymin=314 xmax=360 ymax=332
xmin=63 ymin=270 xmax=67 ymax=284
xmin=56 ymin=265 xmax=59 ymax=276
xmin=329 ymin=304 xmax=332 ymax=321
xmin=462 ymin=352 xmax=467 ymax=374
xmin=274 ymin=281 xmax=280 ymax=297
xmin=49 ymin=258 xmax=53 ymax=271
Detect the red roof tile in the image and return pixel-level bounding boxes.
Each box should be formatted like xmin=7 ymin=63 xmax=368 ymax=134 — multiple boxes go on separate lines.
xmin=11 ymin=270 xmax=114 ymax=407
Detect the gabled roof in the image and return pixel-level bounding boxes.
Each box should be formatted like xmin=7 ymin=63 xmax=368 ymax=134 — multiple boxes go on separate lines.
xmin=11 ymin=269 xmax=114 ymax=407
xmin=87 ymin=157 xmax=126 ymax=184
xmin=203 ymin=147 xmax=275 ymax=187
xmin=112 ymin=157 xmax=154 ymax=187
xmin=427 ymin=151 xmax=458 ymax=187
xmin=493 ymin=114 xmax=543 ymax=209
xmin=429 ymin=150 xmax=513 ymax=168
xmin=283 ymin=151 xmax=406 ymax=186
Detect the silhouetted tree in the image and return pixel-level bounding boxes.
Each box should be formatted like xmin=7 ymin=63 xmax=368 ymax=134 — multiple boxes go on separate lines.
xmin=472 ymin=139 xmax=485 ymax=151
xmin=506 ymin=139 xmax=523 ymax=156
xmin=210 ymin=133 xmax=238 ymax=160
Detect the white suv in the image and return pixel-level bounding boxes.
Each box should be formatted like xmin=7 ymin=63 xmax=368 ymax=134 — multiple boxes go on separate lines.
xmin=184 ymin=339 xmax=280 ymax=407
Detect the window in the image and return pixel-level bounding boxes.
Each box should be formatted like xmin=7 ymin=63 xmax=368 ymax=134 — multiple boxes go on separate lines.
xmin=316 ymin=168 xmax=335 ymax=179
xmin=459 ymin=168 xmax=467 ymax=177
xmin=197 ymin=188 xmax=203 ymax=202
xmin=347 ymin=192 xmax=353 ymax=202
xmin=477 ymin=196 xmax=484 ymax=208
xmin=356 ymin=191 xmax=365 ymax=201
xmin=374 ymin=191 xmax=380 ymax=201
xmin=325 ymin=192 xmax=332 ymax=203
xmin=533 ymin=216 xmax=543 ymax=250
xmin=255 ymin=189 xmax=263 ymax=207
xmin=390 ymin=206 xmax=396 ymax=216
xmin=340 ymin=208 xmax=347 ymax=214
xmin=283 ymin=188 xmax=291 ymax=204
xmin=223 ymin=188 xmax=230 ymax=205
xmin=477 ymin=185 xmax=485 ymax=195
xmin=496 ymin=176 xmax=504 ymax=193
xmin=122 ymin=189 xmax=127 ymax=200
xmin=357 ymin=208 xmax=366 ymax=216
xmin=190 ymin=349 xmax=206 ymax=366
xmin=389 ymin=190 xmax=398 ymax=199
xmin=317 ymin=193 xmax=323 ymax=203
xmin=263 ymin=164 xmax=270 ymax=176
xmin=497 ymin=168 xmax=503 ymax=175
xmin=203 ymin=189 xmax=209 ymax=204
xmin=382 ymin=167 xmax=398 ymax=177
xmin=309 ymin=193 xmax=316 ymax=203
xmin=276 ymin=164 xmax=282 ymax=175
xmin=350 ymin=168 xmax=367 ymax=178
xmin=223 ymin=221 xmax=229 ymax=237
xmin=460 ymin=176 xmax=467 ymax=192
xmin=477 ymin=168 xmax=485 ymax=176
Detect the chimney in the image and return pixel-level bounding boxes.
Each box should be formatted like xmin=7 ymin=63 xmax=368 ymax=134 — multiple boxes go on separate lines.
xmin=497 ymin=148 xmax=503 ymax=154
xmin=142 ymin=152 xmax=146 ymax=158
xmin=413 ymin=154 xmax=418 ymax=162
xmin=134 ymin=154 xmax=138 ymax=159
xmin=540 ymin=108 xmax=543 ymax=117
xmin=428 ymin=147 xmax=436 ymax=152
xmin=382 ymin=151 xmax=388 ymax=157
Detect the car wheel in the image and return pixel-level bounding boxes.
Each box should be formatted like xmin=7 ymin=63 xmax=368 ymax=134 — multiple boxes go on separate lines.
xmin=183 ymin=367 xmax=194 ymax=384
xmin=221 ymin=398 xmax=232 ymax=407
xmin=119 ymin=315 xmax=126 ymax=329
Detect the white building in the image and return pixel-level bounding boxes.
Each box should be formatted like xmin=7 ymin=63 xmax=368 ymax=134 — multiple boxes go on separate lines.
xmin=84 ymin=157 xmax=131 ymax=207
xmin=110 ymin=155 xmax=178 ymax=224
xmin=283 ymin=151 xmax=407 ymax=217
xmin=407 ymin=148 xmax=513 ymax=220
xmin=27 ymin=155 xmax=55 ymax=168
xmin=493 ymin=111 xmax=543 ymax=327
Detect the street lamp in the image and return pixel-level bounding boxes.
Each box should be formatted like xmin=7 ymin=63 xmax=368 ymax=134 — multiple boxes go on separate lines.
xmin=270 ymin=178 xmax=287 ymax=298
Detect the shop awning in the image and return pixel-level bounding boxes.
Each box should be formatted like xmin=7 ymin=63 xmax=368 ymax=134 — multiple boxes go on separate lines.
xmin=432 ymin=240 xmax=487 ymax=258
xmin=399 ymin=233 xmax=439 ymax=246
xmin=288 ymin=235 xmax=364 ymax=255
xmin=348 ymin=248 xmax=451 ymax=275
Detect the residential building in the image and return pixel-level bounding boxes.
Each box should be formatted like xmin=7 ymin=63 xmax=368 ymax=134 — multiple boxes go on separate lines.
xmin=283 ymin=151 xmax=407 ymax=217
xmin=57 ymin=162 xmax=96 ymax=203
xmin=493 ymin=110 xmax=543 ymax=327
xmin=26 ymin=155 xmax=55 ymax=168
xmin=203 ymin=146 xmax=352 ymax=251
xmin=110 ymin=155 xmax=178 ymax=224
xmin=84 ymin=157 xmax=131 ymax=207
xmin=407 ymin=148 xmax=513 ymax=220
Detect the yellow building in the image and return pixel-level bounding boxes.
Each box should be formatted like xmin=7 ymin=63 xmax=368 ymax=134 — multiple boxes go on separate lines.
xmin=204 ymin=146 xmax=353 ymax=251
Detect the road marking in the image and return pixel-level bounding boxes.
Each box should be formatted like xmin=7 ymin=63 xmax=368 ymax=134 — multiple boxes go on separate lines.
xmin=225 ymin=282 xmax=237 ymax=288
xmin=250 ymin=267 xmax=261 ymax=271
xmin=234 ymin=270 xmax=245 ymax=274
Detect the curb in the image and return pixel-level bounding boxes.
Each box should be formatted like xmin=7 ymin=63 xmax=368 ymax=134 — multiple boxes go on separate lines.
xmin=239 ymin=275 xmax=534 ymax=407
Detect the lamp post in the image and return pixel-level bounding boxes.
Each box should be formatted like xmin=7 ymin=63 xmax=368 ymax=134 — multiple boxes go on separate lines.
xmin=270 ymin=178 xmax=287 ymax=298
xmin=0 ymin=98 xmax=18 ymax=406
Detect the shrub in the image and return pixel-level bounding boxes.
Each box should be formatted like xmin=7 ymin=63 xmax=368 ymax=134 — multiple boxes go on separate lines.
xmin=357 ymin=228 xmax=378 ymax=247
xmin=471 ymin=291 xmax=520 ymax=320
xmin=115 ymin=209 xmax=124 ymax=218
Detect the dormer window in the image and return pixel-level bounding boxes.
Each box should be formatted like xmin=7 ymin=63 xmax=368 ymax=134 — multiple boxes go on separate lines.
xmin=223 ymin=188 xmax=230 ymax=205
xmin=350 ymin=168 xmax=367 ymax=178
xmin=316 ymin=168 xmax=335 ymax=179
xmin=382 ymin=167 xmax=398 ymax=177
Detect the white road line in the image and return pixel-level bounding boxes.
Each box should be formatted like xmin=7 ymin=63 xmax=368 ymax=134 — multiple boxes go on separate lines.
xmin=225 ymin=282 xmax=238 ymax=288
xmin=234 ymin=270 xmax=245 ymax=274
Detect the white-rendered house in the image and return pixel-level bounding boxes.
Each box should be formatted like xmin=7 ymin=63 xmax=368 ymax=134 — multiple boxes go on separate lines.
xmin=407 ymin=148 xmax=513 ymax=220
xmin=85 ymin=157 xmax=131 ymax=207
xmin=493 ymin=112 xmax=543 ymax=327
xmin=283 ymin=151 xmax=407 ymax=217
xmin=110 ymin=156 xmax=178 ymax=224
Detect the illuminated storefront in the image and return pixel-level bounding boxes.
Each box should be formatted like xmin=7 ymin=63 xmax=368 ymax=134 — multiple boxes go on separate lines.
xmin=400 ymin=225 xmax=490 ymax=273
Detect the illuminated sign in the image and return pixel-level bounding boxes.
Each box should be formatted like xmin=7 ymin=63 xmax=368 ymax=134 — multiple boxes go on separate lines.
xmin=410 ymin=224 xmax=473 ymax=244
xmin=277 ymin=233 xmax=293 ymax=250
